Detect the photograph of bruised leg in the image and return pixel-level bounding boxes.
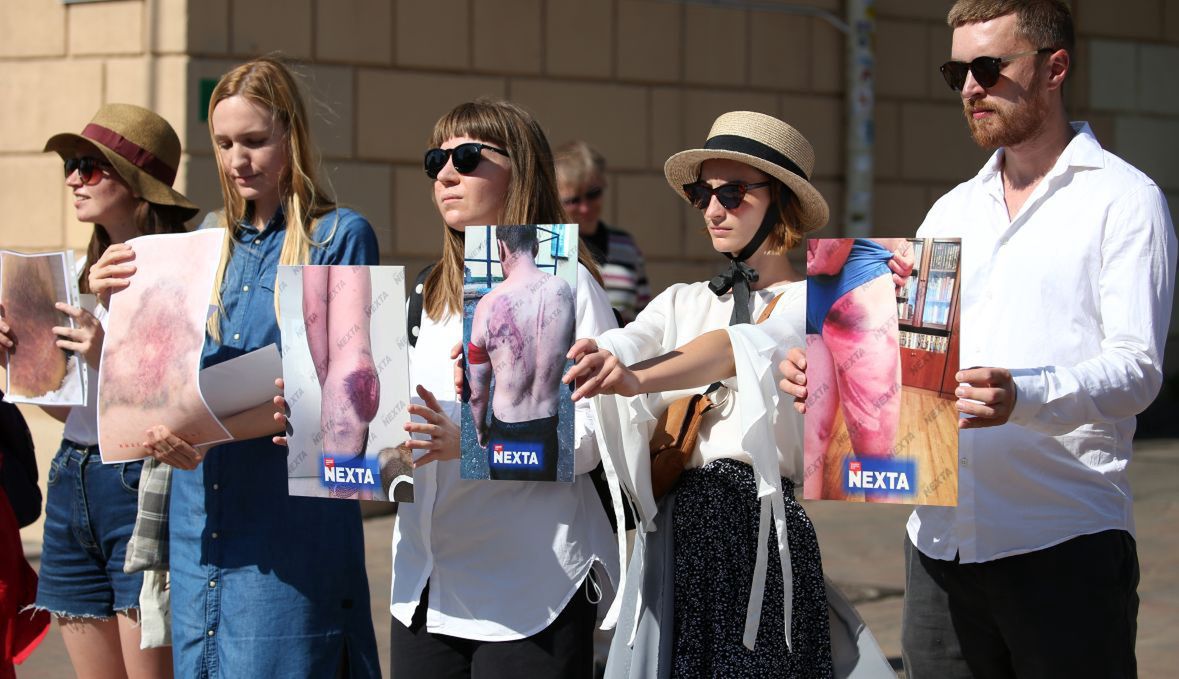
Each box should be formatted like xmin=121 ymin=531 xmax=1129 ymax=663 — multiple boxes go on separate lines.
xmin=804 ymin=238 xmax=913 ymax=501
xmin=301 ymin=265 xmax=380 ymax=497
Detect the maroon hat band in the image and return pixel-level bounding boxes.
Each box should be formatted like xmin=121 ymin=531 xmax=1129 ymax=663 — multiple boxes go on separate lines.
xmin=82 ymin=123 xmax=177 ymax=186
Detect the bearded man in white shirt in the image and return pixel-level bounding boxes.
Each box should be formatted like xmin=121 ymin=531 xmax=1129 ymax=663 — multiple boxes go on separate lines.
xmin=782 ymin=1 xmax=1175 ymax=676
xmin=897 ymin=1 xmax=1177 ymax=677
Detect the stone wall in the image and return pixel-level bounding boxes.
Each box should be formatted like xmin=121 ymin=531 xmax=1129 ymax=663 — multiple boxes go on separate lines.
xmin=2 ymin=0 xmax=1177 ymax=309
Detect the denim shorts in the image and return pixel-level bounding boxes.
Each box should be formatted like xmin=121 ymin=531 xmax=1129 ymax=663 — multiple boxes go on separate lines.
xmin=34 ymin=439 xmax=145 ymax=618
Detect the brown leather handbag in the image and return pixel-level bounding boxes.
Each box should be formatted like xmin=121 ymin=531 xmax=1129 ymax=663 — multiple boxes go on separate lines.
xmin=647 ymin=293 xmax=783 ymax=500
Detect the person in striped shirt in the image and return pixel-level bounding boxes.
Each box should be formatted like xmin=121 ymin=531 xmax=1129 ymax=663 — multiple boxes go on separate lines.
xmin=556 ymin=141 xmax=651 ymax=324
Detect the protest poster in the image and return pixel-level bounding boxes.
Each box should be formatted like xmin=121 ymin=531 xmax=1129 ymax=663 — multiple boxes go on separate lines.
xmin=279 ymin=265 xmax=412 ymax=501
xmin=460 ymin=224 xmax=578 ymax=482
xmin=805 ymin=237 xmax=961 ymax=505
xmin=0 ymin=250 xmax=86 ymax=406
xmin=98 ymin=229 xmax=233 ymax=462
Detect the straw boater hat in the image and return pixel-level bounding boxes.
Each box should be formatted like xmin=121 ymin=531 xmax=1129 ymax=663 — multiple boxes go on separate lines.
xmin=664 ymin=110 xmax=829 ymax=232
xmin=44 ymin=103 xmax=199 ymax=220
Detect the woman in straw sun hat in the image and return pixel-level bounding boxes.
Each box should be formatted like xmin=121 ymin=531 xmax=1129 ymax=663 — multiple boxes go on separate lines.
xmin=565 ymin=110 xmax=834 ymax=677
xmin=2 ymin=102 xmax=198 ymax=678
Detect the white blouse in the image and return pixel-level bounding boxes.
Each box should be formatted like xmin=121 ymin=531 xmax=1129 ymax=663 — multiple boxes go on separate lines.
xmin=62 ymin=294 xmax=104 ymax=447
xmin=590 ymin=279 xmax=806 ymax=651
xmin=390 ymin=264 xmax=620 ymax=641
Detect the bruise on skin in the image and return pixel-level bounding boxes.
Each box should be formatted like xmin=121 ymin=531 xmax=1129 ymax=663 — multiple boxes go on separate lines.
xmin=344 ymin=364 xmax=380 ymax=422
xmin=1 ymin=255 xmax=70 ymax=397
xmin=486 ymin=294 xmax=536 ymax=405
xmin=101 ymin=279 xmax=203 ymax=409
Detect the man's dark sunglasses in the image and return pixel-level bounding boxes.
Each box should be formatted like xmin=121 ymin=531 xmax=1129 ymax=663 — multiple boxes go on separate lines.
xmin=561 ymin=186 xmax=604 ymax=207
xmin=939 ymin=48 xmax=1054 ymax=91
xmin=682 ymin=180 xmax=772 ymax=210
xmin=423 ymin=142 xmax=509 ymax=179
xmin=64 ymin=156 xmax=113 ymax=186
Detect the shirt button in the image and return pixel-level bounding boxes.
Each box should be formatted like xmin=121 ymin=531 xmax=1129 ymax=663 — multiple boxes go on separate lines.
xmin=207 ymin=629 xmax=215 ymax=637
xmin=232 ymin=333 xmax=240 ymax=341
xmin=242 ymin=284 xmax=250 ymax=292
xmin=212 ymin=532 xmax=220 ymax=539
xmin=212 ymin=483 xmax=219 ymax=490
xmin=254 ymin=239 xmax=261 ymax=245
xmin=209 ymin=580 xmax=217 ymax=588
xmin=960 ymin=457 xmax=969 ymax=467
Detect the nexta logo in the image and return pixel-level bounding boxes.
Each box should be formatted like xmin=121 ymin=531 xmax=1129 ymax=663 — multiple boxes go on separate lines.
xmin=490 ymin=441 xmax=543 ymax=468
xmin=845 ymin=458 xmax=916 ymax=493
xmin=322 ymin=455 xmax=378 ymax=487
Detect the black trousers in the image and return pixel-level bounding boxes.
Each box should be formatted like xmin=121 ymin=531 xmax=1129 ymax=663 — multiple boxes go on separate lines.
xmin=902 ymin=530 xmax=1139 ymax=679
xmin=390 ymin=579 xmax=596 ymax=679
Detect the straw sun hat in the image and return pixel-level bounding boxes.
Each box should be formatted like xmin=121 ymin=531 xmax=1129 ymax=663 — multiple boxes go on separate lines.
xmin=664 ymin=110 xmax=829 ymax=232
xmin=44 ymin=103 xmax=199 ymax=219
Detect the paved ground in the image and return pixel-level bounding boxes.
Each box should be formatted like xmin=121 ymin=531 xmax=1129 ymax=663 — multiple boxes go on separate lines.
xmin=14 ymin=404 xmax=1179 ymax=677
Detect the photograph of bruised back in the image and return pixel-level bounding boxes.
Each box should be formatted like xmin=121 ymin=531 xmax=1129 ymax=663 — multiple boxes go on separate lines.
xmin=0 ymin=250 xmax=86 ymax=405
xmin=462 ymin=224 xmax=577 ymax=481
xmin=97 ymin=229 xmax=232 ymax=461
xmin=804 ymin=236 xmax=960 ymax=505
xmin=279 ymin=264 xmax=412 ymax=501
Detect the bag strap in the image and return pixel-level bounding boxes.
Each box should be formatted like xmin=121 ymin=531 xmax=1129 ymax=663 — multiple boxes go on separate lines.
xmin=756 ymin=292 xmax=784 ymax=324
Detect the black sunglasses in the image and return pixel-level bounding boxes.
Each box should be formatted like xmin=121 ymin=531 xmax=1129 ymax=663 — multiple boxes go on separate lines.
xmin=939 ymin=48 xmax=1054 ymax=91
xmin=682 ymin=180 xmax=771 ymax=210
xmin=64 ymin=156 xmax=113 ymax=186
xmin=423 ymin=142 xmax=509 ymax=179
xmin=561 ymin=186 xmax=604 ymax=207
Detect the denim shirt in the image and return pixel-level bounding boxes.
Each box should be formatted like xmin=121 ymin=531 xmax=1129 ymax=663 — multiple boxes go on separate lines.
xmin=200 ymin=206 xmax=379 ymax=368
xmin=170 ymin=206 xmax=381 ymax=679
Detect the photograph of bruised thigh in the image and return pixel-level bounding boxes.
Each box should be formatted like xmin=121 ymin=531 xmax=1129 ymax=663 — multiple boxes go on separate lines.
xmin=805 ymin=239 xmax=904 ymax=502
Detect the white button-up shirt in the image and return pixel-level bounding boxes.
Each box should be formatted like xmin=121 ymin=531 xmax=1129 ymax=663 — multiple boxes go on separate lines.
xmin=908 ymin=122 xmax=1177 ymax=563
xmin=391 ymin=264 xmax=619 ymax=640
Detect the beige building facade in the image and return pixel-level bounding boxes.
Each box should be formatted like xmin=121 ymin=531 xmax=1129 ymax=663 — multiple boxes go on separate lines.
xmin=1 ymin=0 xmax=1177 ymax=313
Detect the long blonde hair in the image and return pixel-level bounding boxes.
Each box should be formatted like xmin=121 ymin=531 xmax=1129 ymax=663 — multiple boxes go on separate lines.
xmin=205 ymin=56 xmax=337 ymax=340
xmin=424 ymin=99 xmax=602 ymax=320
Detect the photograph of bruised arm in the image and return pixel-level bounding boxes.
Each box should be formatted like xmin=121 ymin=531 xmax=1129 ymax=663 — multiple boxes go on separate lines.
xmin=466 ymin=225 xmax=575 ymax=481
xmin=302 ymin=265 xmax=380 ymax=466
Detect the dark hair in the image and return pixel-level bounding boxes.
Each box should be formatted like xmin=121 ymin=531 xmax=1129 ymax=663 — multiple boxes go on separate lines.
xmin=423 ymin=98 xmax=602 ymax=319
xmin=497 ymin=225 xmax=539 ymax=255
xmin=78 ymin=202 xmax=190 ymax=294
xmin=947 ymin=0 xmax=1075 ymax=58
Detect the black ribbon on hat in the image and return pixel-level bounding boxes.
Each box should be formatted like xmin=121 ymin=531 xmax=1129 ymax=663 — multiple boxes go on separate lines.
xmin=708 ymin=195 xmax=780 ymax=325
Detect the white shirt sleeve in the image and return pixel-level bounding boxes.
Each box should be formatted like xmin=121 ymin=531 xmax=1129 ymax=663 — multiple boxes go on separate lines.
xmin=1008 ymin=184 xmax=1177 ymax=434
xmin=572 ymin=264 xmax=620 ymax=475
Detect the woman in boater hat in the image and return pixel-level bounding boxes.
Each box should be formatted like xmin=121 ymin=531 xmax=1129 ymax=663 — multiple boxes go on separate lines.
xmin=566 ymin=111 xmax=835 ymax=677
xmin=0 ymin=103 xmax=198 ymax=677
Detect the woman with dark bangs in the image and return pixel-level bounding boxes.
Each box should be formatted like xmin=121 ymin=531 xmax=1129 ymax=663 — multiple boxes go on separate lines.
xmin=388 ymin=99 xmax=618 ymax=679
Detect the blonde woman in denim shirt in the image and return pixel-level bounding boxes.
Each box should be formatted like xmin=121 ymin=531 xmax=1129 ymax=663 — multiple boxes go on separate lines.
xmin=139 ymin=58 xmax=381 ymax=678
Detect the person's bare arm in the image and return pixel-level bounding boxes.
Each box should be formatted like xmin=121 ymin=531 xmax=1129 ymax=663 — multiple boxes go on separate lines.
xmin=567 ymin=329 xmax=737 ymax=401
xmin=468 ymin=295 xmax=493 ymax=446
xmin=301 ymin=266 xmax=330 ymax=385
xmin=806 ymin=238 xmax=854 ymax=275
xmin=220 ymin=398 xmax=284 ymax=440
xmin=873 ymin=238 xmax=916 ymax=291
